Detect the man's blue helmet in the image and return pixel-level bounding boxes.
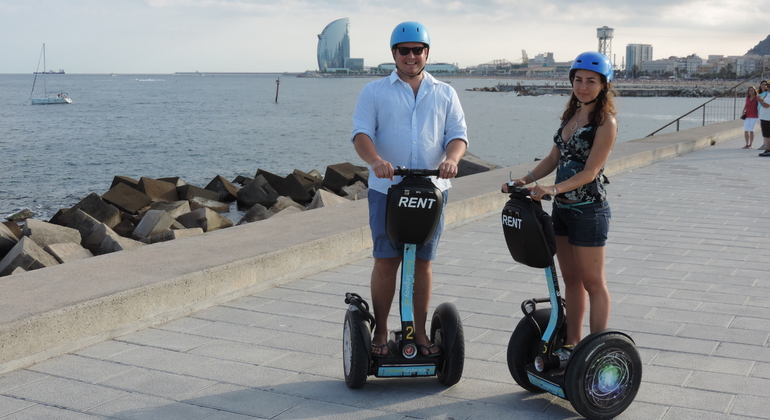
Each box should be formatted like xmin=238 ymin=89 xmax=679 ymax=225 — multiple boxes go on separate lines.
xmin=569 ymin=51 xmax=614 ymax=83
xmin=390 ymin=22 xmax=430 ymax=48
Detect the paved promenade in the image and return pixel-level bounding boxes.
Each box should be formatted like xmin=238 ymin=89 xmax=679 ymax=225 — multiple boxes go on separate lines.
xmin=1 ymin=127 xmax=769 ymax=419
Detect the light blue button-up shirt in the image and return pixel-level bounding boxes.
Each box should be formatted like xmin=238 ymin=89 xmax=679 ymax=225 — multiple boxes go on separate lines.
xmin=351 ymin=71 xmax=468 ymax=194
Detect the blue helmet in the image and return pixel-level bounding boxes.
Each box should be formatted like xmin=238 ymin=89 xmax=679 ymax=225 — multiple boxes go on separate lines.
xmin=390 ymin=22 xmax=430 ymax=49
xmin=569 ymin=51 xmax=614 ymax=83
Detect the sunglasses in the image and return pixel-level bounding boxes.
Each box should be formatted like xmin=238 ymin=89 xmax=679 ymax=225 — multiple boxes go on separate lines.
xmin=395 ymin=46 xmax=426 ymax=56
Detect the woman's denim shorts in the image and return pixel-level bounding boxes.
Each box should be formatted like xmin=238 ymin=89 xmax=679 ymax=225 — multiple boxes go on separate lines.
xmin=368 ymin=190 xmax=447 ymax=260
xmin=551 ymin=200 xmax=611 ymax=247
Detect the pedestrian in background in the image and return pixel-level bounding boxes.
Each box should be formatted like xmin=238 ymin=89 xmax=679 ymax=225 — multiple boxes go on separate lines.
xmin=742 ymin=85 xmax=759 ymax=149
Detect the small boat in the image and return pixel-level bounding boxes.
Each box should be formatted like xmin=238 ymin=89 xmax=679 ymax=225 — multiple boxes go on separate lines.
xmin=30 ymin=44 xmax=72 ymax=105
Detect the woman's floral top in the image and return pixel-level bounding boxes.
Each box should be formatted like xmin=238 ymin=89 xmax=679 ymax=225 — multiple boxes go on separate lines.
xmin=553 ymin=119 xmax=610 ymax=203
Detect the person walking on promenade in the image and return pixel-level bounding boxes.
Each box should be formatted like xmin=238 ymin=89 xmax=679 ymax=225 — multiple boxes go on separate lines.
xmin=351 ymin=21 xmax=468 ymax=357
xmin=757 ymin=80 xmax=768 ymax=150
xmin=758 ymin=81 xmax=770 ymax=156
xmin=505 ymin=51 xmax=616 ymax=361
xmin=743 ymin=86 xmax=759 ymax=148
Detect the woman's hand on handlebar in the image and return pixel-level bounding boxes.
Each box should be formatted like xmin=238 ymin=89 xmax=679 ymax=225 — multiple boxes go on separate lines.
xmin=501 ymin=178 xmax=527 ymax=193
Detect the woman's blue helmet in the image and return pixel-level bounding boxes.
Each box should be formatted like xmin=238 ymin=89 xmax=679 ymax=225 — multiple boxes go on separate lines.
xmin=569 ymin=51 xmax=614 ymax=83
xmin=390 ymin=22 xmax=430 ymax=48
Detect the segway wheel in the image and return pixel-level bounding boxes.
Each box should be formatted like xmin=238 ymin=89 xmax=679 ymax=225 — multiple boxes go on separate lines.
xmin=343 ymin=309 xmax=370 ymax=389
xmin=507 ymin=308 xmax=563 ymax=393
xmin=431 ymin=303 xmax=464 ymax=386
xmin=564 ymin=333 xmax=642 ymax=420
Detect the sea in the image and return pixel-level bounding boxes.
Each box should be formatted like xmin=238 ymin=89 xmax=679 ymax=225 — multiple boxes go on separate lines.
xmin=1 ymin=73 xmax=715 ymax=222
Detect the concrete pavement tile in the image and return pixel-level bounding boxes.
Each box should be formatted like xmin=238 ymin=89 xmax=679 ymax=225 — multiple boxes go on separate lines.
xmin=687 ymin=370 xmax=770 ymax=398
xmin=202 ymin=411 xmax=257 ymax=420
xmin=639 ymin=363 xmax=691 ymax=386
xmin=469 ymin=328 xmax=512 ymax=346
xmin=259 ymin=330 xmax=340 ymax=357
xmin=257 ymin=287 xmax=336 ymax=305
xmin=184 ymin=359 xmax=300 ymax=388
xmin=184 ymin=383 xmax=303 ymax=418
xmin=100 ymin=367 xmax=218 ymax=400
xmin=267 ymin=377 xmax=373 ymax=406
xmin=255 ymin=314 xmax=342 ymax=338
xmin=189 ymin=339 xmax=288 ymax=365
xmin=635 ymin=382 xmax=734 ymax=412
xmin=746 ymin=294 xmax=770 ymax=307
xmin=699 ymin=302 xmax=770 ymax=319
xmin=251 ymin=299 xmax=340 ymax=320
xmin=677 ymin=324 xmax=767 ymax=346
xmin=265 ymin=352 xmax=343 ymax=379
xmin=460 ymin=358 xmax=511 ymax=382
xmin=640 ymin=277 xmax=713 ymax=291
xmin=1 ymin=404 xmax=108 ymax=419
xmin=432 ymin=283 xmax=514 ymax=302
xmin=217 ymin=295 xmax=274 ymax=310
xmin=662 ymin=406 xmax=748 ymax=420
xmin=273 ymin=399 xmax=402 ymax=420
xmin=28 ymin=354 xmax=133 ymax=384
xmin=185 ymin=321 xmax=278 ymax=343
xmin=116 ymin=328 xmax=213 ymax=352
xmin=464 ymin=341 xmax=506 ymax=361
xmin=75 ymin=341 xmax=139 ymax=360
xmin=440 ymin=377 xmax=553 ymax=408
xmin=709 ymin=284 xmax=770 ymax=299
xmin=610 ymin=315 xmax=683 ymax=336
xmin=611 ymin=283 xmax=677 ymax=300
xmin=646 ymin=307 xmax=734 ymax=328
xmin=732 ymin=395 xmax=770 ymax=419
xmin=88 ymin=393 xmax=216 ymax=420
xmin=632 ymin=332 xmax=718 ymax=355
xmin=618 ymin=294 xmax=702 ymax=311
xmin=465 ymin=401 xmax=575 ymax=420
xmin=460 ymin=313 xmax=517 ymax=332
xmin=105 ymin=345 xmax=214 ymax=374
xmin=4 ymin=376 xmax=128 ymax=411
xmin=751 ymin=362 xmax=770 ymax=379
xmin=668 ymin=289 xmax=748 ymax=305
xmin=0 ymin=395 xmax=35 ymax=417
xmin=155 ymin=316 xmax=214 ymax=333
xmin=652 ymin=351 xmax=754 ymax=376
xmin=355 ymin=385 xmax=484 ymax=419
xmin=714 ymin=342 xmax=770 ymax=361
xmin=192 ymin=305 xmax=277 ymax=326
xmin=0 ymin=369 xmax=48 ymax=393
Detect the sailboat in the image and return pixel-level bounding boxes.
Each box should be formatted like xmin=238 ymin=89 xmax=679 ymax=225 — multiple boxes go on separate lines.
xmin=30 ymin=44 xmax=72 ymax=105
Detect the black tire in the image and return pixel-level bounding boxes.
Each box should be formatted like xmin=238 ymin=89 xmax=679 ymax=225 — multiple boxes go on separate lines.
xmin=564 ymin=333 xmax=642 ymax=420
xmin=343 ymin=309 xmax=370 ymax=389
xmin=507 ymin=308 xmax=564 ymax=393
xmin=431 ymin=303 xmax=464 ymax=386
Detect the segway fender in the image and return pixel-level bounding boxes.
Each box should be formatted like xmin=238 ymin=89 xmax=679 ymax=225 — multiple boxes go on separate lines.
xmin=349 ymin=305 xmax=373 ymax=353
xmin=431 ymin=302 xmax=460 ymax=353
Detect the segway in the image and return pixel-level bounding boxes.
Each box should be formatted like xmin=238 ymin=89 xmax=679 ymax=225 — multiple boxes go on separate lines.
xmin=502 ymin=184 xmax=642 ymax=420
xmin=342 ymin=167 xmax=464 ymax=389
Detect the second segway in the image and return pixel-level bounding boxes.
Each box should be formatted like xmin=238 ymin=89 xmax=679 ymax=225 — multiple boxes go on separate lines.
xmin=501 ymin=184 xmax=642 ymax=420
xmin=343 ymin=167 xmax=464 ymax=388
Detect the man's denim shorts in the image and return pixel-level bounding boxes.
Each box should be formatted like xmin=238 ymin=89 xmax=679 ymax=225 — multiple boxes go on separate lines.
xmin=551 ymin=200 xmax=611 ymax=247
xmin=368 ymin=190 xmax=448 ymax=260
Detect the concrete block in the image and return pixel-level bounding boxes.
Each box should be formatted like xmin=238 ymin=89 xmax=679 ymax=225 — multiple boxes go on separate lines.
xmin=22 ymin=219 xmax=82 ymax=249
xmin=10 ymin=266 xmax=26 ymax=275
xmin=176 ymin=208 xmax=233 ymax=232
xmin=138 ymin=177 xmax=179 ymax=202
xmin=143 ymin=228 xmax=204 ymax=244
xmin=66 ymin=209 xmax=118 ymax=253
xmin=149 ymin=201 xmax=192 ymax=219
xmin=102 ymin=182 xmax=152 ymax=215
xmin=0 ymin=237 xmax=60 ymax=276
xmin=340 ymin=181 xmax=368 ymax=200
xmin=177 ymin=184 xmax=220 ymax=202
xmin=307 ymin=189 xmax=350 ymax=210
xmin=205 ymin=175 xmax=239 ymax=203
xmin=237 ymin=175 xmax=279 ymax=208
xmin=270 ymin=196 xmax=306 ymax=213
xmin=323 ymin=162 xmax=366 ymax=193
xmin=0 ymin=223 xmax=19 ymax=257
xmin=50 ymin=193 xmax=122 ymax=228
xmin=457 ymin=151 xmax=500 ymax=177
xmin=44 ymin=242 xmax=94 ymax=263
xmin=189 ymin=196 xmax=230 ymax=213
xmin=2 ymin=221 xmax=22 ymax=240
xmin=237 ymin=204 xmax=274 ymax=225
xmin=277 ymin=172 xmax=314 ymax=204
xmin=132 ymin=210 xmax=175 ymax=240
xmin=110 ymin=175 xmax=139 ymax=190
xmin=271 ymin=206 xmax=303 ymax=218
xmin=255 ymin=169 xmax=284 ymax=190
xmin=158 ymin=177 xmax=186 ymax=187
xmin=99 ymin=233 xmax=145 ymax=255
xmin=232 ymin=175 xmax=253 ymax=186
xmin=112 ymin=219 xmax=136 ymax=237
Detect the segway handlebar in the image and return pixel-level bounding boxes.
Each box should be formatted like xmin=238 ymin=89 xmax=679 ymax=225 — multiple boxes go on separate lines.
xmin=504 ymin=183 xmax=552 ymax=201
xmin=393 ymin=167 xmax=440 ymax=177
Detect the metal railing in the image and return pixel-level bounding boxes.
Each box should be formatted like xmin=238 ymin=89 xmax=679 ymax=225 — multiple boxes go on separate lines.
xmin=646 ymin=72 xmax=764 ymax=137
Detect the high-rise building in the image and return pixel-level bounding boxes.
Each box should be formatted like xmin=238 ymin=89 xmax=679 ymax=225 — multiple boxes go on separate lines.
xmin=626 ymin=44 xmax=653 ymax=72
xmin=317 ymin=18 xmax=351 ymax=72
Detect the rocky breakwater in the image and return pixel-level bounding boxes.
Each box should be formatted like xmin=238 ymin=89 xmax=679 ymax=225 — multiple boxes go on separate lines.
xmin=0 ymin=154 xmax=498 ymax=277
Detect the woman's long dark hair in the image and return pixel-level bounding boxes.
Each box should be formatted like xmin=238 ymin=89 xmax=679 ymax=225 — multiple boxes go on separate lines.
xmin=560 ymin=76 xmax=617 ymax=126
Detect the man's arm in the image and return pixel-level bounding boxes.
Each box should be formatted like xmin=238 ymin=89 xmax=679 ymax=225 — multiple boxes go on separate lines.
xmin=438 ymin=138 xmax=467 ymax=179
xmin=353 ymin=133 xmax=394 ymax=180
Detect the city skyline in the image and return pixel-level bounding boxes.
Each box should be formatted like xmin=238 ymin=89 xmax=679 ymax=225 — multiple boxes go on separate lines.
xmin=0 ymin=0 xmax=766 ymax=74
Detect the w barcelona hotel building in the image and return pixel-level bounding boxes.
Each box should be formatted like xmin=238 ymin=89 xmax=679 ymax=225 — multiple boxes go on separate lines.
xmin=317 ymin=18 xmax=364 ymax=73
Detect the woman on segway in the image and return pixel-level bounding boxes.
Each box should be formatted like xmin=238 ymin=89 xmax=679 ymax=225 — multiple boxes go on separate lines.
xmin=507 ymin=51 xmax=617 ymax=362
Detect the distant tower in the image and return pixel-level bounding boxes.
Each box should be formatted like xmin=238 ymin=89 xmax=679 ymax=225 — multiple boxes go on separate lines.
xmin=597 ymin=26 xmax=614 ymax=59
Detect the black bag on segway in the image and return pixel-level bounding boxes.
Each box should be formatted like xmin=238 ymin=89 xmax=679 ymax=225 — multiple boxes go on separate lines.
xmin=385 ymin=176 xmax=443 ymax=245
xmin=501 ymin=192 xmax=556 ymax=268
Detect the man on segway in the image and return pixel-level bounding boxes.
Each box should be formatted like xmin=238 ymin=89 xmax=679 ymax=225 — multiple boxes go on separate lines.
xmin=351 ymin=21 xmax=468 ymax=358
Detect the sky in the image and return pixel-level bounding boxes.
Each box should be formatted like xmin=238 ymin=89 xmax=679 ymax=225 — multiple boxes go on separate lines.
xmin=1 ymin=0 xmax=768 ymax=74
